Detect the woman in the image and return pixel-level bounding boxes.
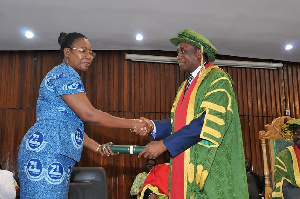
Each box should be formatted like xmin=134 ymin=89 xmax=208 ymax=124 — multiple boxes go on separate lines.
xmin=18 ymin=32 xmax=149 ymax=198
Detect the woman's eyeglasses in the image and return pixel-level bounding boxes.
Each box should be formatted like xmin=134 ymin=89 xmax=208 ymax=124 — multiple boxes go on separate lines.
xmin=71 ymin=47 xmax=96 ymax=58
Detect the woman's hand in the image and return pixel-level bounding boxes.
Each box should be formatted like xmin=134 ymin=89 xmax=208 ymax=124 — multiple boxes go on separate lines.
xmin=99 ymin=142 xmax=117 ymax=157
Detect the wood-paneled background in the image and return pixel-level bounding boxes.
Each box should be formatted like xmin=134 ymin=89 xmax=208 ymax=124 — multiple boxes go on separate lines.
xmin=0 ymin=50 xmax=299 ymax=198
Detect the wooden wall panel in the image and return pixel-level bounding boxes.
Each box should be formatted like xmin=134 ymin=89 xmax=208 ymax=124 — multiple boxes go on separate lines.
xmin=1 ymin=50 xmax=300 ymax=198
xmin=221 ymin=63 xmax=292 ymax=176
xmin=283 ymin=63 xmax=300 ymax=118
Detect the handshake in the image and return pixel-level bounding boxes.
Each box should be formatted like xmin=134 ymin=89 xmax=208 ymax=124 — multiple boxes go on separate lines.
xmin=131 ymin=117 xmax=167 ymax=159
xmin=131 ymin=117 xmax=154 ymax=136
xmin=100 ymin=117 xmax=166 ymax=159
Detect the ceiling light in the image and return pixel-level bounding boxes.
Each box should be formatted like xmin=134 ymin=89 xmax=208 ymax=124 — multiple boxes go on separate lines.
xmin=285 ymin=44 xmax=293 ymax=51
xmin=25 ymin=31 xmax=34 ymax=39
xmin=136 ymin=34 xmax=143 ymax=41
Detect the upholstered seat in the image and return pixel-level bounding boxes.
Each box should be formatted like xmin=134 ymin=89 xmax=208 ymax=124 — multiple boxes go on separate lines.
xmin=68 ymin=167 xmax=108 ymax=199
xmin=247 ymin=174 xmax=261 ymax=199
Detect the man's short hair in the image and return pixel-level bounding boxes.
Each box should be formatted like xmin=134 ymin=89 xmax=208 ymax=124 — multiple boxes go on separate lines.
xmin=146 ymin=159 xmax=156 ymax=164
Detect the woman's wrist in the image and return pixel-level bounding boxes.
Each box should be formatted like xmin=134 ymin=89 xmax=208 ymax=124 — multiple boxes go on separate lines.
xmin=130 ymin=119 xmax=138 ymax=132
xmin=96 ymin=144 xmax=101 ymax=153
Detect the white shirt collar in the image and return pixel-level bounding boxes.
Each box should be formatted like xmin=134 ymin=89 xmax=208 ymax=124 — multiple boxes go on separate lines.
xmin=190 ymin=65 xmax=202 ymax=79
xmin=189 ymin=62 xmax=207 ymax=78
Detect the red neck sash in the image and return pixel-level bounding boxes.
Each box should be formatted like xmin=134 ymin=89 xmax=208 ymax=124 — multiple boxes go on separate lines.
xmin=170 ymin=63 xmax=213 ymax=198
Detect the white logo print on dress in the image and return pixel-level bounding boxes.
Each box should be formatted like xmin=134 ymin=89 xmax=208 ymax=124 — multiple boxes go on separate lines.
xmin=24 ymin=158 xmax=44 ymax=181
xmin=71 ymin=128 xmax=84 ymax=149
xmin=26 ymin=131 xmax=47 ymax=152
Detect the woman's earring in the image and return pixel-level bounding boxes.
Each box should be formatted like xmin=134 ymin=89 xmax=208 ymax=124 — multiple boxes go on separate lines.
xmin=64 ymin=58 xmax=69 ymax=65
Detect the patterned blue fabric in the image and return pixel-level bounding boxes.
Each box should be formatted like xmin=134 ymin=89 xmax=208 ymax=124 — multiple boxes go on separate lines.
xmin=18 ymin=153 xmax=75 ymax=199
xmin=18 ymin=63 xmax=85 ymax=198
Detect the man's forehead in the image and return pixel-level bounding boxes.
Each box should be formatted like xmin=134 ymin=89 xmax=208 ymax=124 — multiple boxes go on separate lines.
xmin=177 ymin=42 xmax=194 ymax=49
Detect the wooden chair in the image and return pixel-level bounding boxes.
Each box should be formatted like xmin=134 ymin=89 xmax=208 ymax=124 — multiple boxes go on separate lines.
xmin=259 ymin=116 xmax=294 ymax=199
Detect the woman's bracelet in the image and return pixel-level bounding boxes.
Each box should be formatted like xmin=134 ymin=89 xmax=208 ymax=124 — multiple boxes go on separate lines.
xmin=130 ymin=119 xmax=138 ymax=133
xmin=96 ymin=144 xmax=101 ymax=153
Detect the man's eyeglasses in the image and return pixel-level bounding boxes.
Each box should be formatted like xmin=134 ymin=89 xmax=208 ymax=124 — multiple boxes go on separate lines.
xmin=71 ymin=47 xmax=96 ymax=58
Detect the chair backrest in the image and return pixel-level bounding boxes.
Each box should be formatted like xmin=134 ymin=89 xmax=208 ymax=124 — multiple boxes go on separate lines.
xmin=259 ymin=116 xmax=294 ymax=199
xmin=68 ymin=167 xmax=108 ymax=199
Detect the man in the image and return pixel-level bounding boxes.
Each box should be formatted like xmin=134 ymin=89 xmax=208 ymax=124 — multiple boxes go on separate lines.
xmin=138 ymin=28 xmax=248 ymax=198
xmin=130 ymin=159 xmax=156 ymax=199
xmin=272 ymin=118 xmax=300 ymax=199
xmin=0 ymin=163 xmax=16 ymax=199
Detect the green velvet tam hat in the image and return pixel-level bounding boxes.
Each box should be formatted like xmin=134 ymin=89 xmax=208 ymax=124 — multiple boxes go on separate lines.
xmin=286 ymin=118 xmax=300 ymax=131
xmin=170 ymin=28 xmax=217 ymax=62
xmin=281 ymin=118 xmax=300 ymax=138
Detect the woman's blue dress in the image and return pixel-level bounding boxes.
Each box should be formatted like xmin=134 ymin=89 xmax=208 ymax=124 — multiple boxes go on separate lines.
xmin=18 ymin=63 xmax=86 ymax=198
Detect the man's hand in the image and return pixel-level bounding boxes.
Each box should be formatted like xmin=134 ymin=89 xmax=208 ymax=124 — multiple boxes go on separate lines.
xmin=134 ymin=117 xmax=154 ymax=136
xmin=140 ymin=117 xmax=154 ymax=131
xmin=132 ymin=119 xmax=151 ymax=136
xmin=138 ymin=140 xmax=167 ymax=159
